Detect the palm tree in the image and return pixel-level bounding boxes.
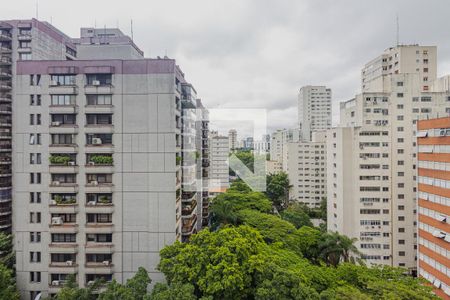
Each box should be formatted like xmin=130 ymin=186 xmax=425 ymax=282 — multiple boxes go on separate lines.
xmin=318 ymin=232 xmax=360 ymax=267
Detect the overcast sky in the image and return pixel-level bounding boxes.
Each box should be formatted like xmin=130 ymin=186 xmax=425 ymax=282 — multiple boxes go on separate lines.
xmin=3 ymin=0 xmax=450 ymax=137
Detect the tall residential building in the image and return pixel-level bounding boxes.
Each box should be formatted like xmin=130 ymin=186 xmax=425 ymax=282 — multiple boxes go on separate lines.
xmin=228 ymin=129 xmax=237 ymax=151
xmin=209 ymin=131 xmax=229 ymax=194
xmin=0 ymin=19 xmax=76 ymax=232
xmin=13 ymin=58 xmax=204 ymax=299
xmin=328 ymin=45 xmax=448 ymax=271
xmin=283 ymin=131 xmax=327 ymax=207
xmin=298 ymin=85 xmax=332 ymax=141
xmin=269 ymin=128 xmax=300 ymax=163
xmin=416 ymin=117 xmax=450 ymax=299
xmin=195 ymin=99 xmax=210 ymax=229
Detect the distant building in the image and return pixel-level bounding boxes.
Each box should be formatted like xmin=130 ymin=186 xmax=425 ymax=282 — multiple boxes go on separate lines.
xmin=416 ymin=117 xmax=450 ymax=299
xmin=209 ymin=131 xmax=230 ymax=192
xmin=228 ymin=129 xmax=237 ymax=151
xmin=298 ymin=85 xmax=332 ymax=141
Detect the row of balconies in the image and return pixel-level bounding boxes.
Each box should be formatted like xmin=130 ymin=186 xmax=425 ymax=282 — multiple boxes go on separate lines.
xmin=48 ymin=104 xmax=114 ymax=114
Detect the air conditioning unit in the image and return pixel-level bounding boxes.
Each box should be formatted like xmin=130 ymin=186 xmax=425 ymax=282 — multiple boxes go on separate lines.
xmin=87 ymin=200 xmax=96 ymax=206
xmin=92 ymin=80 xmax=100 ymax=86
xmin=50 ymin=80 xmax=58 ymax=86
xmin=51 ymin=217 xmax=63 ymax=225
xmin=68 ymin=161 xmax=75 ymax=166
xmin=52 ymin=181 xmax=60 ymax=186
xmin=51 ymin=121 xmax=61 ymax=126
xmin=88 ymin=161 xmax=95 ymax=166
xmin=52 ymin=280 xmax=60 ymax=286
xmin=102 ymin=260 xmax=110 ymax=266
xmin=66 ymin=260 xmax=73 ymax=266
xmin=92 ymin=138 xmax=102 ymax=145
xmin=439 ymin=129 xmax=446 ymax=136
xmin=49 ymin=200 xmax=57 ymax=205
xmin=91 ymin=181 xmax=99 ymax=186
xmin=87 ymin=280 xmax=95 ymax=286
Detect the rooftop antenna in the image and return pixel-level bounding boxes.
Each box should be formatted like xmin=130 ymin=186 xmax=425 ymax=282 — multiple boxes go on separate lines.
xmin=36 ymin=0 xmax=39 ymax=20
xmin=396 ymin=13 xmax=400 ymax=46
xmin=130 ymin=19 xmax=134 ymax=41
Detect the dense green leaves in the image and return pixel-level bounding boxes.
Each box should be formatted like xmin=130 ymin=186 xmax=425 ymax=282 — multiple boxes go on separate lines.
xmin=0 ymin=263 xmax=19 ymax=300
xmin=265 ymin=172 xmax=291 ymax=210
xmin=0 ymin=233 xmax=14 ymax=269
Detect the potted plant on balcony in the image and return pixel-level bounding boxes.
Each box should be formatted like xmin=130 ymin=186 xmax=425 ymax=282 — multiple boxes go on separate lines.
xmin=90 ymin=155 xmax=113 ymax=165
xmin=49 ymin=155 xmax=71 ymax=165
xmin=98 ymin=195 xmax=110 ymax=204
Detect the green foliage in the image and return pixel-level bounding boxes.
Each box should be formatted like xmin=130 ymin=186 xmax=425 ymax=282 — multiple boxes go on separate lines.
xmin=0 ymin=264 xmax=19 ymax=300
xmin=53 ymin=195 xmax=76 ymax=205
xmin=0 ymin=233 xmax=14 ymax=269
xmin=56 ymin=268 xmax=151 ymax=300
xmin=231 ymin=150 xmax=254 ymax=172
xmin=176 ymin=156 xmax=181 ymax=166
xmin=49 ymin=154 xmax=71 ymax=165
xmin=149 ymin=282 xmax=198 ymax=300
xmin=266 ymin=172 xmax=291 ymax=210
xmin=318 ymin=232 xmax=360 ymax=267
xmin=89 ymin=155 xmax=113 ymax=165
xmin=280 ymin=206 xmax=313 ymax=229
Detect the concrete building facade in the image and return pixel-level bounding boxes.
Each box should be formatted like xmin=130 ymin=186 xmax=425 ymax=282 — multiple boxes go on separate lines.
xmin=416 ymin=117 xmax=450 ymax=298
xmin=328 ymin=45 xmax=448 ymax=271
xmin=284 ymin=132 xmax=327 ymax=207
xmin=10 ymin=31 xmax=207 ymax=298
xmin=0 ymin=19 xmax=76 ymax=233
xmin=228 ymin=129 xmax=237 ymax=151
xmin=298 ymin=85 xmax=331 ymax=141
xmin=209 ymin=131 xmax=229 ymax=192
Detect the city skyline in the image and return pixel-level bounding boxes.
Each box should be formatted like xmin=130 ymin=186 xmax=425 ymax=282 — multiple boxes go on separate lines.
xmin=3 ymin=1 xmax=450 ymax=132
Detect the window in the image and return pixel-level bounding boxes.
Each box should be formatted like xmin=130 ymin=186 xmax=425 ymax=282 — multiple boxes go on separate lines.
xmin=30 ymin=173 xmax=41 ymax=184
xmin=30 ymin=232 xmax=41 ymax=243
xmin=398 ymin=216 xmax=405 ymax=221
xmin=51 ymin=233 xmax=76 ymax=243
xmin=51 ymin=114 xmax=76 ymax=125
xmin=30 ymin=192 xmax=41 ymax=203
xmin=86 ymin=114 xmax=112 ymax=125
xmin=86 ymin=233 xmax=112 ymax=243
xmin=30 ymin=272 xmax=41 ymax=283
xmin=20 ymin=53 xmax=32 ymax=60
xmin=86 ymin=94 xmax=112 ymax=105
xmin=50 ymin=74 xmax=76 ymax=86
xmin=397 ymin=127 xmax=404 ymax=132
xmin=29 ymin=212 xmax=41 ymax=223
xmin=30 ymin=153 xmax=41 ymax=165
xmin=397 ymin=93 xmax=403 ymax=98
xmin=30 ymin=114 xmax=34 ymax=125
xmin=51 ymin=95 xmax=75 ymax=105
xmin=29 ymin=74 xmax=41 ymax=86
xmin=397 ymin=82 xmax=403 ymax=86
xmin=30 ymin=251 xmax=41 ymax=263
xmin=51 ymin=134 xmax=74 ymax=145
xmin=398 ymin=228 xmax=405 ymax=233
xmin=86 ymin=74 xmax=112 ymax=85
xmin=398 ymin=160 xmax=404 ymax=165
xmin=397 ymin=115 xmax=404 ymax=121
xmin=397 ymin=104 xmax=403 ymax=109
xmin=399 ymin=251 xmax=406 ymax=256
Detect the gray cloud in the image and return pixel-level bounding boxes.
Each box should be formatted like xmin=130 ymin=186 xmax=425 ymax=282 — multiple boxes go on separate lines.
xmin=3 ymin=0 xmax=450 ymax=136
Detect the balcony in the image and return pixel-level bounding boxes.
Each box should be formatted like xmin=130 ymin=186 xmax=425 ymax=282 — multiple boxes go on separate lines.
xmin=0 ymin=57 xmax=11 ymax=66
xmin=0 ymin=104 xmax=11 ymax=114
xmin=85 ymin=183 xmax=114 ymax=193
xmin=0 ymin=93 xmax=11 ymax=102
xmin=49 ymin=223 xmax=78 ymax=234
xmin=49 ymin=197 xmax=78 ymax=213
xmin=17 ymin=34 xmax=32 ymax=41
xmin=182 ymin=201 xmax=197 ymax=218
xmin=0 ymin=143 xmax=11 ymax=152
xmin=49 ymin=85 xmax=78 ymax=95
xmin=0 ymin=70 xmax=11 ymax=79
xmin=85 ymin=223 xmax=114 ymax=234
xmin=85 ymin=105 xmax=114 ymax=114
xmin=49 ymin=262 xmax=78 ymax=273
xmin=85 ymin=203 xmax=114 ymax=214
xmin=49 ymin=105 xmax=78 ymax=114
xmin=85 ymin=242 xmax=114 ymax=254
xmin=85 ymin=124 xmax=114 ymax=134
xmin=49 ymin=144 xmax=78 ymax=153
xmin=85 ymin=85 xmax=114 ymax=94
xmin=49 ymin=124 xmax=78 ymax=134
xmin=49 ymin=156 xmax=79 ymax=173
xmin=182 ymin=191 xmax=197 ymax=203
xmin=181 ymin=215 xmax=197 ymax=235
xmin=85 ymin=261 xmax=113 ymax=273
xmin=48 ymin=243 xmax=78 ymax=253
xmin=49 ymin=182 xmax=78 ymax=193
xmin=0 ymin=32 xmax=12 ymax=41
xmin=0 ymin=83 xmax=11 ymax=91
xmin=17 ymin=46 xmax=31 ymax=53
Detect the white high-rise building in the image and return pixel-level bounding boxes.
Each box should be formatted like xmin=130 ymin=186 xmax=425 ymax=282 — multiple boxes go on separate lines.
xmin=283 ymin=131 xmax=327 ymax=207
xmin=228 ymin=129 xmax=237 ymax=151
xmin=298 ymin=86 xmax=332 ymax=141
xmin=327 ymin=45 xmax=448 ymax=271
xmin=209 ymin=131 xmax=229 ymax=194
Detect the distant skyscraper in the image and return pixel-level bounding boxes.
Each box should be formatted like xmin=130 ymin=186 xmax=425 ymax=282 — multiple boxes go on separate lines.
xmin=298 ymin=85 xmax=332 ymax=141
xmin=209 ymin=131 xmax=229 ymax=194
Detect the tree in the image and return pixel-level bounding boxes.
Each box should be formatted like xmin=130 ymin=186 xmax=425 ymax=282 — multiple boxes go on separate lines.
xmin=149 ymin=282 xmax=199 ymax=300
xmin=99 ymin=267 xmax=151 ymax=300
xmin=318 ymin=232 xmax=360 ymax=267
xmin=55 ymin=274 xmax=101 ymax=300
xmin=0 ymin=233 xmax=14 ymax=269
xmin=265 ymin=172 xmax=291 ymax=210
xmin=280 ymin=207 xmax=313 ymax=229
xmin=0 ymin=264 xmax=19 ymax=300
